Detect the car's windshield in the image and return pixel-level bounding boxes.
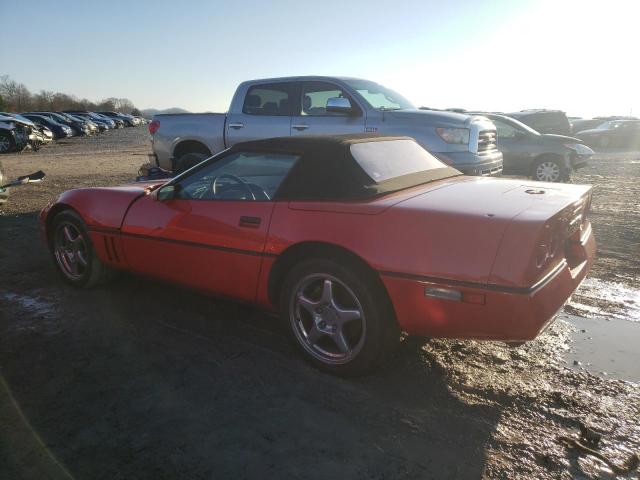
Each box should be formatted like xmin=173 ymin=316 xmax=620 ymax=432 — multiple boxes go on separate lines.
xmin=498 ymin=116 xmax=541 ymax=136
xmin=343 ymin=79 xmax=414 ymax=110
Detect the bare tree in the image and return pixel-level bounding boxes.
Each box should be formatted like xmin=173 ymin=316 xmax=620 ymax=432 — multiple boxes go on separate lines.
xmin=0 ymin=75 xmax=138 ymax=113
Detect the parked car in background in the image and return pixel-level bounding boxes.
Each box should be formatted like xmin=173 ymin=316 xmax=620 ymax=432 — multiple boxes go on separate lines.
xmin=0 ymin=115 xmax=30 ymax=153
xmin=37 ymin=125 xmax=54 ymax=143
xmin=576 ymin=120 xmax=640 ymax=149
xmin=26 ymin=111 xmax=91 ymax=136
xmin=474 ymin=113 xmax=593 ymax=182
xmin=150 ymin=76 xmax=503 ymax=175
xmin=64 ymin=111 xmax=116 ymax=130
xmin=0 ymin=112 xmax=43 ymax=150
xmin=66 ymin=112 xmax=110 ymax=132
xmin=40 ymin=135 xmax=594 ymax=375
xmin=571 ymin=118 xmax=605 ymax=134
xmin=60 ymin=113 xmax=99 ymax=134
xmin=21 ymin=114 xmax=73 ymax=139
xmin=98 ymin=111 xmax=138 ymax=127
xmin=508 ymin=110 xmax=572 ymax=136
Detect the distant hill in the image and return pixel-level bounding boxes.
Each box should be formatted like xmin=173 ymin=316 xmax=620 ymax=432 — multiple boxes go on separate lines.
xmin=141 ymin=107 xmax=190 ymax=117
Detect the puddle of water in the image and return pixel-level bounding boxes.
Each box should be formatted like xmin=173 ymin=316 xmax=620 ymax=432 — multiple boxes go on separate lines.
xmin=566 ymin=277 xmax=640 ymax=322
xmin=0 ymin=291 xmax=59 ymax=334
xmin=561 ymin=313 xmax=640 ymax=384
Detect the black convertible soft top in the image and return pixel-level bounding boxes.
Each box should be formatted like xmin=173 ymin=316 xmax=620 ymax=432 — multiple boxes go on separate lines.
xmin=231 ymin=134 xmax=461 ymax=201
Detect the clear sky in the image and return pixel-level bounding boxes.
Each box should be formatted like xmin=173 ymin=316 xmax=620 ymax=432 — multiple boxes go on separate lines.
xmin=1 ymin=0 xmax=638 ymax=118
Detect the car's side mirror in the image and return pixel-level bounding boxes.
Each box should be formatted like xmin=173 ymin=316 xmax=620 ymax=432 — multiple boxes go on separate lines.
xmin=326 ymin=97 xmax=354 ymax=114
xmin=156 ymin=185 xmax=176 ymax=201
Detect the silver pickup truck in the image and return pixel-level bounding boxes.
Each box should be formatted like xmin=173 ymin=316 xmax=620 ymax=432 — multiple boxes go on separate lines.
xmin=150 ymin=76 xmax=503 ymax=175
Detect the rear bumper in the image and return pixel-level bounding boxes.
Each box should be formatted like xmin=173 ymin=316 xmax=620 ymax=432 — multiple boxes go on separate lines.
xmin=436 ymin=150 xmax=504 ymax=176
xmin=380 ymin=226 xmax=595 ymax=341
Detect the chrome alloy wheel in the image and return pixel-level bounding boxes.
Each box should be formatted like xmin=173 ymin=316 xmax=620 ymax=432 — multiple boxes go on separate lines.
xmin=290 ymin=274 xmax=366 ymax=365
xmin=54 ymin=222 xmax=89 ymax=280
xmin=535 ymin=161 xmax=561 ymax=182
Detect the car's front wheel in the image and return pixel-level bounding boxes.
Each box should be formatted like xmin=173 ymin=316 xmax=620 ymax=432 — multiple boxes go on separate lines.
xmin=281 ymin=258 xmax=399 ymax=376
xmin=50 ymin=210 xmax=116 ymax=288
xmin=532 ymin=156 xmax=568 ymax=183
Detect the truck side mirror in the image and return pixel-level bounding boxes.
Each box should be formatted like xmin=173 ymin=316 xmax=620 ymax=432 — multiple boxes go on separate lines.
xmin=326 ymin=97 xmax=354 ymax=114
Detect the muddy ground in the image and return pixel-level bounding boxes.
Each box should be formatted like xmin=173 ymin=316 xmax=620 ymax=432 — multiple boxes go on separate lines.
xmin=0 ymin=129 xmax=638 ymax=479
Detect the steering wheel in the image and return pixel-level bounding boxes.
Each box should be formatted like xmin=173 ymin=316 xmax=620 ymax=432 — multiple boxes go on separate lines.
xmin=212 ymin=174 xmax=256 ymax=200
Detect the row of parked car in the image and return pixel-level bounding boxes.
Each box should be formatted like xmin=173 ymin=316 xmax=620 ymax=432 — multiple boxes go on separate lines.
xmin=0 ymin=110 xmax=148 ymax=154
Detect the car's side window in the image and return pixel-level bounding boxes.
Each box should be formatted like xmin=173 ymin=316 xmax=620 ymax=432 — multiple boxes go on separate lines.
xmin=300 ymin=81 xmax=355 ymax=116
xmin=173 ymin=151 xmax=298 ymax=201
xmin=243 ymin=83 xmax=293 ymax=116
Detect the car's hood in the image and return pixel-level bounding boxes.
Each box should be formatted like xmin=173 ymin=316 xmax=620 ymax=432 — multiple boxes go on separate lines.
xmin=385 ymin=109 xmax=493 ymax=129
xmin=47 ymin=180 xmax=171 ymax=230
xmin=541 ymin=133 xmax=582 ymax=143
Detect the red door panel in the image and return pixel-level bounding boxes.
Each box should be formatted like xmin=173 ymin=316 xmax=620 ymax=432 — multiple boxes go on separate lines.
xmin=121 ymin=195 xmax=274 ymax=302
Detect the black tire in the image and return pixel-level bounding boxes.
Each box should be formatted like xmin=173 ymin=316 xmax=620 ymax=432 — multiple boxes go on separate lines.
xmin=280 ymin=258 xmax=399 ymax=376
xmin=0 ymin=133 xmax=15 ymax=154
xmin=175 ymin=152 xmax=209 ymax=174
xmin=49 ymin=210 xmax=116 ymax=288
xmin=531 ymin=156 xmax=569 ymax=183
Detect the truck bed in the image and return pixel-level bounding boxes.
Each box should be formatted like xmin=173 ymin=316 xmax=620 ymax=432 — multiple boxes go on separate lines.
xmin=151 ymin=113 xmax=227 ymax=170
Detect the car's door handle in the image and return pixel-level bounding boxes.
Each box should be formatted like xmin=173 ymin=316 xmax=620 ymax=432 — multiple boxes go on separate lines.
xmin=228 ymin=123 xmax=244 ymax=129
xmin=239 ymin=216 xmax=261 ymax=228
xmin=292 ymin=124 xmax=309 ymax=131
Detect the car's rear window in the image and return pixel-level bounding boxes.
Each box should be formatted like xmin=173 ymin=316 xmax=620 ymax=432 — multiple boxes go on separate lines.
xmin=350 ymin=139 xmax=446 ymax=183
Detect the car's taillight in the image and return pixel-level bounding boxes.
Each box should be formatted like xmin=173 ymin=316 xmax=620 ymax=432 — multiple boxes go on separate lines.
xmin=149 ymin=120 xmax=160 ymax=135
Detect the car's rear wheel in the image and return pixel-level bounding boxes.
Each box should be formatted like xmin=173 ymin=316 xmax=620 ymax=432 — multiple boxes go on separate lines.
xmin=281 ymin=258 xmax=399 ymax=376
xmin=50 ymin=210 xmax=116 ymax=288
xmin=532 ymin=157 xmax=568 ymax=183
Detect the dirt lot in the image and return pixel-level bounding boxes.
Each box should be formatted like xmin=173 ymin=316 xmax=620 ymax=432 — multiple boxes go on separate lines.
xmin=1 ymin=129 xmax=638 ymax=480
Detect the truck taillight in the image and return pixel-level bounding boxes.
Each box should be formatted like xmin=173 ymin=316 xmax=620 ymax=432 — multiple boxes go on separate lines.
xmin=149 ymin=120 xmax=160 ymax=135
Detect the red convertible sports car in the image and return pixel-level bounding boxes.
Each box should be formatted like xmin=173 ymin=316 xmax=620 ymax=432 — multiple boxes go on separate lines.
xmin=40 ymin=135 xmax=595 ymax=375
